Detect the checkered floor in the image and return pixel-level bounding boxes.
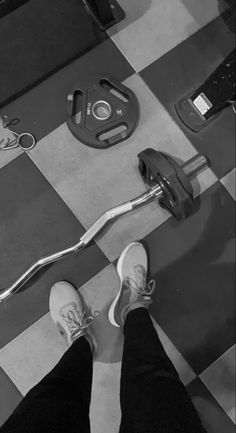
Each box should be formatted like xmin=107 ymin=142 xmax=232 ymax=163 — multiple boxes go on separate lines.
xmin=0 ymin=1 xmax=235 ymax=432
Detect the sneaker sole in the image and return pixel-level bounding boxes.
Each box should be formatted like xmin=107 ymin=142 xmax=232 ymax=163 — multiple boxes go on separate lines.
xmin=108 ymin=242 xmax=142 ymax=327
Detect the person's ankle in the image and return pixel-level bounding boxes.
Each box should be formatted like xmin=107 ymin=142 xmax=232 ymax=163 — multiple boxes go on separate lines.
xmin=125 ymin=303 xmax=149 ymax=320
xmin=72 ymin=332 xmax=95 ymax=354
xmin=84 ymin=333 xmax=96 ymax=354
xmin=129 ymin=302 xmax=149 ymax=312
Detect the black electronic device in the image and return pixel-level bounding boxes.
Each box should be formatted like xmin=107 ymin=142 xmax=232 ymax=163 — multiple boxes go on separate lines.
xmin=175 ymin=49 xmax=236 ymax=132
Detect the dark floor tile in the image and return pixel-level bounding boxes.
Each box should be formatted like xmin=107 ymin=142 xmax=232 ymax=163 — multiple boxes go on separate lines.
xmin=188 ymin=377 xmax=235 ymax=433
xmin=0 ymin=0 xmax=107 ymax=107
xmin=3 ymin=39 xmax=134 ymax=143
xmin=144 ymin=182 xmax=235 ymax=373
xmin=0 ymin=154 xmax=108 ymax=348
xmin=141 ymin=16 xmax=235 ymax=179
xmin=0 ymin=367 xmax=22 ymax=428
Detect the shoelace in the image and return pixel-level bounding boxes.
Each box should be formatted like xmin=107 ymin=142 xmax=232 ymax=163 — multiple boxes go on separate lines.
xmin=61 ymin=308 xmax=100 ymax=340
xmin=124 ymin=265 xmax=156 ymax=298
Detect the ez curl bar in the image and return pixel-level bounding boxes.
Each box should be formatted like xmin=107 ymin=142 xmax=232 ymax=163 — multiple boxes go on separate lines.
xmin=0 ymin=148 xmax=208 ymax=302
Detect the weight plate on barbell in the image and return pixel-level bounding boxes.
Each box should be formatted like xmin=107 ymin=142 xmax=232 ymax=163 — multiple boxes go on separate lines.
xmin=138 ymin=148 xmax=194 ymax=220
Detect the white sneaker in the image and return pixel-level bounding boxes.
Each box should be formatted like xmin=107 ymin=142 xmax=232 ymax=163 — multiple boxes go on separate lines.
xmin=49 ymin=281 xmax=97 ymax=352
xmin=108 ymin=242 xmax=155 ymax=327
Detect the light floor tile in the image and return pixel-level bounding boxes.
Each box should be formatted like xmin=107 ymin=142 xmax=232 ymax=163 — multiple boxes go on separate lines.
xmin=0 ymin=149 xmax=22 ymax=170
xmin=109 ymin=0 xmax=220 ymax=71
xmin=79 ymin=264 xmax=123 ymax=364
xmin=91 ymin=362 xmax=121 ymax=433
xmin=200 ymin=345 xmax=236 ymax=423
xmin=0 ymin=121 xmax=22 ymax=168
xmin=221 ymin=169 xmax=236 ymax=200
xmin=86 ymin=265 xmax=122 ymax=432
xmin=29 ymin=75 xmax=217 ymax=262
xmin=0 ymin=313 xmax=67 ymax=395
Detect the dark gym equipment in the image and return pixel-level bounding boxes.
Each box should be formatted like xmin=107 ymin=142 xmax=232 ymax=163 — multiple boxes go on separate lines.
xmin=218 ymin=0 xmax=236 ymax=34
xmin=82 ymin=0 xmax=125 ymax=30
xmin=0 ymin=0 xmax=28 ymax=18
xmin=0 ymin=149 xmax=208 ymax=302
xmin=0 ymin=0 xmax=123 ymax=24
xmin=66 ymin=76 xmax=140 ymax=148
xmin=175 ymin=49 xmax=236 ymax=132
xmin=138 ymin=149 xmax=194 ymax=220
xmin=0 ymin=0 xmax=125 ymax=108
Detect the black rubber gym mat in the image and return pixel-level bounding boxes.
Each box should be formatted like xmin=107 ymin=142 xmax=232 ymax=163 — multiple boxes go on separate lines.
xmin=0 ymin=0 xmax=106 ymax=108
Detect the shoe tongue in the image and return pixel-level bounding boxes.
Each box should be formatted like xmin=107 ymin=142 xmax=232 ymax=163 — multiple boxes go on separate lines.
xmin=60 ymin=302 xmax=82 ymax=324
xmin=134 ymin=265 xmax=146 ymax=289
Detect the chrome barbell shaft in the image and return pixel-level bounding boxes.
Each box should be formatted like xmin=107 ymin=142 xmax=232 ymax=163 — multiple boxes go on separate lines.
xmin=0 ymin=154 xmax=208 ymax=302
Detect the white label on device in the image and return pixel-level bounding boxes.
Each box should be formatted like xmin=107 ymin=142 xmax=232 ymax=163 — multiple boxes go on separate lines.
xmin=193 ymin=93 xmax=213 ymax=116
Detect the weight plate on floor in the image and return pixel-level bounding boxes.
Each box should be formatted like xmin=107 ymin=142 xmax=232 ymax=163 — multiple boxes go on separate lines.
xmin=66 ymin=75 xmax=140 ymax=149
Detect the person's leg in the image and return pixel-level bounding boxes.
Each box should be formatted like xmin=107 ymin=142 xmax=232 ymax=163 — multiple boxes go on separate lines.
xmin=1 ymin=282 xmax=97 ymax=433
xmin=120 ymin=308 xmax=206 ymax=433
xmin=109 ymin=242 xmax=206 ymax=433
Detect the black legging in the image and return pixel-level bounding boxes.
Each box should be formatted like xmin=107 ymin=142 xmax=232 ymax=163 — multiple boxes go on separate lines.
xmin=0 ymin=308 xmax=206 ymax=433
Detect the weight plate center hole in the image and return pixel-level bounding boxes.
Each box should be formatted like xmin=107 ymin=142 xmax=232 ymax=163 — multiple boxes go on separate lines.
xmin=92 ymin=100 xmax=112 ymax=120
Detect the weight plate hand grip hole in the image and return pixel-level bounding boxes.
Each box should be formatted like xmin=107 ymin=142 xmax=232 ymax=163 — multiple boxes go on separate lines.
xmin=72 ymin=90 xmax=83 ymax=124
xmin=100 ymin=79 xmax=129 ymax=102
xmin=98 ymin=124 xmax=127 ymax=142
